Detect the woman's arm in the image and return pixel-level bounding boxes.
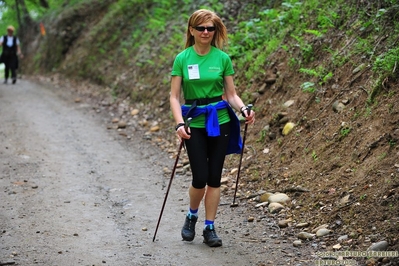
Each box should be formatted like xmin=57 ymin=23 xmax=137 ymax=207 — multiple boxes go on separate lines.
xmin=224 ymin=75 xmax=255 ymax=124
xmin=170 ymin=76 xmax=191 ymax=139
xmin=16 ymin=40 xmax=23 ymax=58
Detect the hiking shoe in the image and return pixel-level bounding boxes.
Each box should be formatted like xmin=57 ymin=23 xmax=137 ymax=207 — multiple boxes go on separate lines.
xmin=203 ymin=225 xmax=222 ymax=247
xmin=181 ymin=214 xmax=197 ymax=241
xmin=12 ymin=79 xmax=16 ymax=84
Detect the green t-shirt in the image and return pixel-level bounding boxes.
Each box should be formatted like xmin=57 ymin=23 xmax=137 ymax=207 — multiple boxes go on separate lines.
xmin=171 ymin=46 xmax=234 ymax=128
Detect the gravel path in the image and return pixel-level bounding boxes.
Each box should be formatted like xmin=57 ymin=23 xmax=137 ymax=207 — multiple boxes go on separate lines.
xmin=0 ymin=79 xmax=312 ymax=266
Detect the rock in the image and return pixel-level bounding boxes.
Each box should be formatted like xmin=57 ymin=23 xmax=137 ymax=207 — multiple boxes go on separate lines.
xmin=297 ymin=232 xmax=315 ymax=240
xmin=339 ymin=194 xmax=351 ymax=205
xmin=268 ymin=193 xmax=290 ymax=204
xmin=247 ymin=217 xmax=255 ymax=222
xmin=312 ymin=224 xmax=329 ymax=233
xmin=1 ymin=260 xmax=16 ymax=265
xmin=282 ymin=122 xmax=295 ymax=135
xmin=332 ymin=101 xmax=345 ymax=112
xmin=293 ymin=240 xmax=302 ymax=247
xmin=139 ymin=119 xmax=148 ymax=127
xmin=283 ymin=100 xmax=295 ymax=107
xmin=112 ymin=118 xmax=119 ymax=123
xmin=352 ymin=63 xmax=366 ymax=74
xmin=366 ymin=258 xmax=378 ymax=265
xmin=255 ymin=202 xmax=268 ymax=208
xmin=278 ymin=219 xmax=290 ymax=228
xmin=279 ymin=117 xmax=289 ymax=124
xmin=259 ymin=192 xmax=273 ymax=203
xmin=367 ymin=241 xmax=389 ymax=251
xmin=119 ymin=131 xmax=127 ymax=137
xmin=117 ymin=121 xmax=127 ymax=128
xmin=265 ymin=75 xmax=277 ymax=84
xmin=131 ymin=109 xmax=139 ymax=116
xmin=268 ymin=132 xmax=276 ymax=140
xmin=268 ymin=202 xmax=285 ymax=213
xmin=349 ymin=231 xmax=358 ymax=239
xmin=250 ymin=92 xmax=260 ymax=103
xmin=258 ymin=83 xmax=267 ymax=94
xmin=337 ymin=235 xmax=348 ymax=242
xmin=230 ymin=168 xmax=238 ymax=174
xmin=333 ymin=243 xmax=342 ymax=250
xmin=316 ymin=228 xmax=331 ymax=237
xmin=220 ymin=177 xmax=229 ymax=184
xmin=296 ymin=222 xmax=309 ymax=228
xmin=150 ymin=125 xmax=160 ymax=132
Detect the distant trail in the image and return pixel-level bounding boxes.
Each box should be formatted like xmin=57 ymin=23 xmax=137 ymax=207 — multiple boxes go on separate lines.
xmin=0 ymin=79 xmax=307 ymax=265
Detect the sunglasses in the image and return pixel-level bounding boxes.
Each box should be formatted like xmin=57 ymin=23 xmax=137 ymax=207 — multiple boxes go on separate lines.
xmin=194 ymin=26 xmax=216 ymax=32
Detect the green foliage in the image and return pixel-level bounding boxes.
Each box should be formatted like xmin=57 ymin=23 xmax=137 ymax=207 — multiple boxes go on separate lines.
xmin=3 ymin=0 xmax=398 ymax=116
xmin=388 ymin=139 xmax=396 ymax=147
xmin=367 ymin=46 xmax=399 ymax=103
xmin=340 ymin=127 xmax=351 ymax=138
xmin=0 ymin=1 xmax=19 ymax=31
xmin=311 ymin=150 xmax=318 ymax=162
xmin=364 ymin=106 xmax=372 ymax=117
xmin=257 ymin=129 xmax=267 ymax=143
xmin=360 ymin=194 xmax=367 ymax=201
xmin=304 ymin=29 xmax=323 ymax=38
xmin=373 ymin=46 xmax=399 ymax=79
xmin=229 ymin=0 xmax=341 ymax=81
xmin=299 ymin=66 xmax=333 ymax=95
xmin=378 ymin=152 xmax=387 ymax=161
xmin=300 ymin=81 xmax=316 ymax=93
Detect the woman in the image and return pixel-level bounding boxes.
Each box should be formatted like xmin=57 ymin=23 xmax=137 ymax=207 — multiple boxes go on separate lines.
xmin=169 ymin=9 xmax=255 ymax=247
xmin=0 ymin=25 xmax=23 ymax=84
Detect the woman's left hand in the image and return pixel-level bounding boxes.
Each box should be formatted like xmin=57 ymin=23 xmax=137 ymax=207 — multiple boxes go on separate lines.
xmin=243 ymin=109 xmax=255 ymax=124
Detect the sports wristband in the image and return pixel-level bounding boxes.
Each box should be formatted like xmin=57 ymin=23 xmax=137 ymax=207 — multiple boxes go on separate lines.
xmin=240 ymin=106 xmax=249 ymax=117
xmin=175 ymin=122 xmax=185 ymax=131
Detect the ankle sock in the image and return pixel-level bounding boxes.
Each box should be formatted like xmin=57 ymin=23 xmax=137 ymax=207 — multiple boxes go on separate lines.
xmin=187 ymin=208 xmax=198 ymax=218
xmin=204 ymin=220 xmax=214 ymax=229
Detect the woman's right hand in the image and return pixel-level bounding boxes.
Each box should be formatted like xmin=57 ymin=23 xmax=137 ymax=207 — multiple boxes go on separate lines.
xmin=176 ymin=125 xmax=191 ymax=141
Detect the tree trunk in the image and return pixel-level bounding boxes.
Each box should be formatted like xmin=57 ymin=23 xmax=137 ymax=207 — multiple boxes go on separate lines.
xmin=15 ymin=0 xmax=39 ymax=72
xmin=39 ymin=0 xmax=49 ymax=8
xmin=14 ymin=0 xmax=22 ymax=27
xmin=16 ymin=0 xmax=34 ymax=26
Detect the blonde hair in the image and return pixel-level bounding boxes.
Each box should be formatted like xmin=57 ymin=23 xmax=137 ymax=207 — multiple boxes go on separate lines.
xmin=7 ymin=25 xmax=15 ymax=32
xmin=185 ymin=9 xmax=228 ymax=49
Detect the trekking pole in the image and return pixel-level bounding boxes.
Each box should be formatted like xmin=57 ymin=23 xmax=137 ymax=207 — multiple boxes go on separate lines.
xmin=231 ymin=104 xmax=253 ymax=207
xmin=153 ymin=118 xmax=191 ymax=242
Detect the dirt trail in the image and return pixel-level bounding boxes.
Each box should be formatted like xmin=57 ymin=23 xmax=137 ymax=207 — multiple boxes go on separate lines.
xmin=0 ymin=79 xmax=311 ymax=266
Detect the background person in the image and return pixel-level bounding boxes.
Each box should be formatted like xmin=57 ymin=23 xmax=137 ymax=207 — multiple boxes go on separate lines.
xmin=0 ymin=25 xmax=23 ymax=84
xmin=169 ymin=9 xmax=255 ymax=247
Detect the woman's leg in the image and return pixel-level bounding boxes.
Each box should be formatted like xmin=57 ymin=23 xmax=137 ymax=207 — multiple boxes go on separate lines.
xmin=4 ymin=58 xmax=10 ymax=83
xmin=204 ymin=122 xmax=231 ymax=221
xmin=10 ymin=56 xmax=17 ymax=83
xmin=181 ymin=127 xmax=208 ymax=241
xmin=188 ymin=185 xmax=205 ymax=211
xmin=204 ymin=186 xmax=220 ymax=221
xmin=202 ymin=123 xmax=230 ymax=247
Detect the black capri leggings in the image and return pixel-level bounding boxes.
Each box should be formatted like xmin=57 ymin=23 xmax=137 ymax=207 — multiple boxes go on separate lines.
xmin=184 ymin=122 xmax=231 ymax=189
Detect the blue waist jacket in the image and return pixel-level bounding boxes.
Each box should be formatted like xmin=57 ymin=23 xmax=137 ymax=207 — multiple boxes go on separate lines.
xmin=181 ymin=100 xmax=242 ymax=155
